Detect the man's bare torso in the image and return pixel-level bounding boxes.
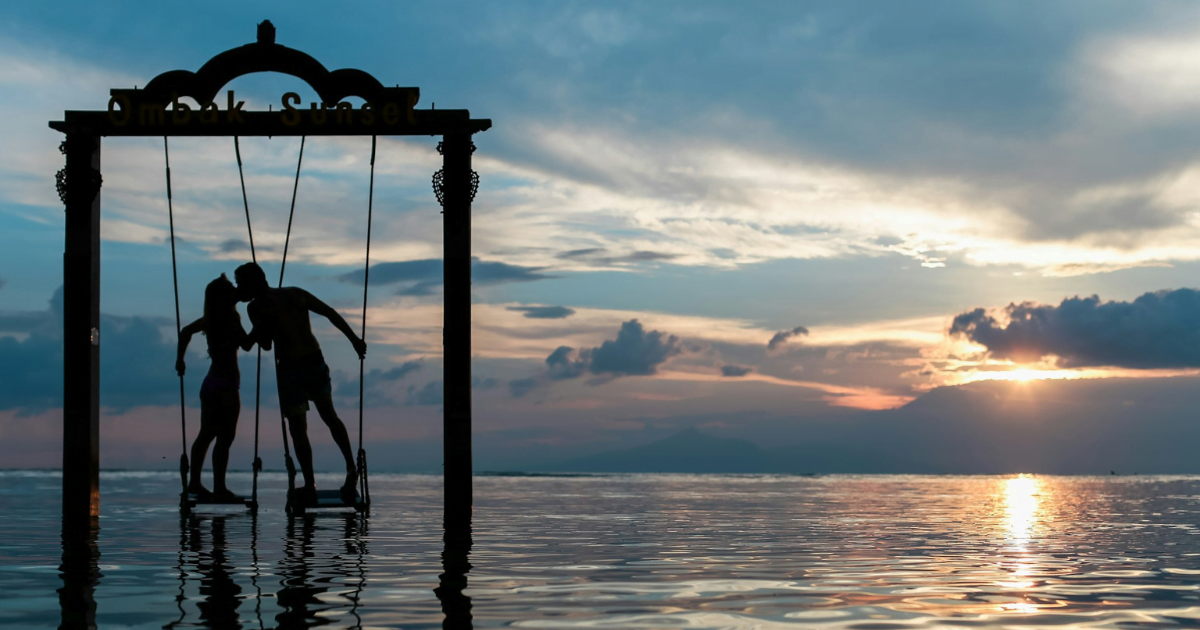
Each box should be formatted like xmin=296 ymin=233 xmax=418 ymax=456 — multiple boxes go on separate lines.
xmin=249 ymin=287 xmax=321 ymax=361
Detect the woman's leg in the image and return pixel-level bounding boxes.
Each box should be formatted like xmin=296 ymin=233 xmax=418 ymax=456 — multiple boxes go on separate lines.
xmin=211 ymin=390 xmax=241 ymax=495
xmin=189 ymin=395 xmax=218 ymax=493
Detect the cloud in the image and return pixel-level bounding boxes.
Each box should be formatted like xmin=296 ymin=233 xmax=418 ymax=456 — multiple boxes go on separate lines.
xmin=333 ymin=359 xmax=423 ymax=398
xmin=338 ymin=258 xmax=553 ymax=295
xmin=768 ymin=326 xmax=809 ymax=351
xmin=508 ymin=377 xmax=538 ymax=398
xmin=557 ymin=248 xmax=605 ymax=259
xmin=0 ymin=307 xmax=52 ymax=334
xmin=587 ymin=319 xmax=681 ymax=376
xmin=555 ymin=248 xmax=679 ymax=266
xmin=504 ymin=319 xmax=682 ymax=397
xmin=396 ymin=280 xmax=442 ymax=297
xmin=0 ymin=286 xmax=184 ymax=412
xmin=217 ymin=238 xmax=271 ymax=254
xmin=950 ymin=288 xmax=1200 ymax=368
xmin=405 ymin=380 xmax=443 ymax=406
xmin=507 ymin=305 xmax=576 ymax=319
xmin=473 ymin=259 xmax=556 ymax=283
xmin=546 ymin=345 xmax=587 ymax=380
xmin=720 ymin=364 xmax=752 ymax=377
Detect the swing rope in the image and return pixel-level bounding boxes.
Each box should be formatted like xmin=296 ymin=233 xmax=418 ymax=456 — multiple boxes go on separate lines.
xmin=167 ymin=134 xmax=375 ymax=510
xmin=277 ymin=136 xmax=306 ymax=496
xmin=357 ymin=136 xmax=377 ymax=506
xmin=164 ymin=137 xmax=189 ymax=494
xmin=234 ymin=136 xmax=263 ymax=509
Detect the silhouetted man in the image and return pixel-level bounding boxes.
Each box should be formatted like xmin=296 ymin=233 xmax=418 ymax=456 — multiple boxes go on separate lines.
xmin=235 ymin=262 xmax=366 ymax=501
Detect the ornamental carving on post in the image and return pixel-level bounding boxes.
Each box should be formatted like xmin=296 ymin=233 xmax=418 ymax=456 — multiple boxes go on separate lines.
xmin=432 ymin=140 xmax=480 ymax=207
xmin=55 ymin=139 xmax=103 ymax=207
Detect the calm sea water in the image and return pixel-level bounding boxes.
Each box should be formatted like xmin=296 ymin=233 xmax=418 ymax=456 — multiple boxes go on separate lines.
xmin=3 ymin=471 xmax=1200 ymax=629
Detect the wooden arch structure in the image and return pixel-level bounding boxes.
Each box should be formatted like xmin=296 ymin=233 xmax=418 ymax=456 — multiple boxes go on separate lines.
xmin=50 ymin=21 xmax=488 ymax=531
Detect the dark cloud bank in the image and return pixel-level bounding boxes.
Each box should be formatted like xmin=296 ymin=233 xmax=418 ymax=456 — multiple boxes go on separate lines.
xmin=0 ymin=287 xmax=196 ymax=412
xmin=510 ymin=319 xmax=680 ymax=397
xmin=0 ymin=287 xmax=421 ymax=413
xmin=338 ymin=258 xmax=553 ymax=296
xmin=952 ymin=288 xmax=1200 ymax=368
xmin=507 ymin=305 xmax=575 ymax=319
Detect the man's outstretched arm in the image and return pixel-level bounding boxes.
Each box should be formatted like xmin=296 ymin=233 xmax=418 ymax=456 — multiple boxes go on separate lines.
xmin=302 ymin=290 xmax=366 ymax=359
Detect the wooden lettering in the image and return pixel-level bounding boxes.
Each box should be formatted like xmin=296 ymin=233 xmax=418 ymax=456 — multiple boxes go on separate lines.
xmin=138 ymin=103 xmax=165 ymax=126
xmin=225 ymin=90 xmax=245 ymax=124
xmin=107 ymin=95 xmax=131 ymax=127
xmin=171 ymin=95 xmax=191 ymax=124
xmin=383 ymin=102 xmax=400 ymax=125
xmin=310 ymin=102 xmax=328 ymax=125
xmin=281 ymin=92 xmax=301 ymax=126
xmin=199 ymin=102 xmax=219 ymax=124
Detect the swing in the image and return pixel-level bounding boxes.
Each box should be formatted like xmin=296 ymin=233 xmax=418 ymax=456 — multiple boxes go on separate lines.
xmin=167 ymin=135 xmax=376 ymax=516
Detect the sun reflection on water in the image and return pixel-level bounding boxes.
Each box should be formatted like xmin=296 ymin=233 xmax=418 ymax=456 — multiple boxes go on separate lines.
xmin=997 ymin=474 xmax=1044 ymax=614
xmin=1004 ymin=474 xmax=1040 ymax=544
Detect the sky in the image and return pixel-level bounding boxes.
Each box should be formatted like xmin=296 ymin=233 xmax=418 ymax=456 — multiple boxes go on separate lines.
xmin=5 ymin=1 xmax=1200 ymax=472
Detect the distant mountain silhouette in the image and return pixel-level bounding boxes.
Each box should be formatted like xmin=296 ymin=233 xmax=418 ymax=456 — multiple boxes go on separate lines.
xmin=341 ymin=376 xmax=1200 ymax=475
xmin=540 ymin=427 xmax=938 ymax=474
xmin=548 ymin=428 xmax=769 ymax=473
xmin=767 ymin=443 xmax=941 ymax=474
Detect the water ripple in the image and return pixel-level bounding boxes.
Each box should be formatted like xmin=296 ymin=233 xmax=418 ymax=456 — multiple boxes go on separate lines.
xmin=5 ymin=472 xmax=1200 ymax=627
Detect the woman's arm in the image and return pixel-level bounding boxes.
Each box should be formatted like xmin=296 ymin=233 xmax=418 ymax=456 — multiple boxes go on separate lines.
xmin=247 ymin=300 xmax=272 ymax=351
xmin=238 ymin=319 xmax=255 ymax=352
xmin=177 ymin=317 xmax=204 ymax=375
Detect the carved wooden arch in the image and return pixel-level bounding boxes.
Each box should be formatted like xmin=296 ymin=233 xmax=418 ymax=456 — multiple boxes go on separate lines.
xmin=53 ymin=20 xmax=485 ymax=532
xmin=118 ymin=21 xmax=417 ymax=109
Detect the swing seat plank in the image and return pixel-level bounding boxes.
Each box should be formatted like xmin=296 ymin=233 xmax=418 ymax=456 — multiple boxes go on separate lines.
xmin=286 ymin=488 xmax=368 ymax=515
xmin=181 ymin=491 xmax=256 ymax=513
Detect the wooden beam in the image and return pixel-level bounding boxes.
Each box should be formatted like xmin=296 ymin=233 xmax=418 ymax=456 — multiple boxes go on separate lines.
xmin=50 ymin=110 xmax=491 ymax=138
xmin=61 ymin=133 xmax=101 ymax=531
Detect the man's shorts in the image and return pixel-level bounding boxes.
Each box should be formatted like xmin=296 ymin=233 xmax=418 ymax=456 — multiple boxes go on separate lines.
xmin=276 ymin=353 xmax=332 ymax=417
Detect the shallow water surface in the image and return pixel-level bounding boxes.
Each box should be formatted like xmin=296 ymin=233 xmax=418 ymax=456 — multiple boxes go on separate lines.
xmin=3 ymin=472 xmax=1200 ymax=628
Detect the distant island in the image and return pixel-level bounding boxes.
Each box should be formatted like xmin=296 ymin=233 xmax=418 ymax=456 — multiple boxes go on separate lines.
xmin=532 ymin=427 xmax=934 ymax=474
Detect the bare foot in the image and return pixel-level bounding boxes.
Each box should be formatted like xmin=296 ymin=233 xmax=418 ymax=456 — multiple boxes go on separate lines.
xmin=340 ymin=471 xmax=358 ymax=502
xmin=291 ymin=485 xmax=317 ymax=504
xmin=212 ymin=488 xmax=241 ymax=502
xmin=187 ymin=483 xmax=212 ymax=499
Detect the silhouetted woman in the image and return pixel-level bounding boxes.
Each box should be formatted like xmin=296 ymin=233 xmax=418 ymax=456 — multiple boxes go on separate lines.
xmin=177 ymin=274 xmax=255 ymax=500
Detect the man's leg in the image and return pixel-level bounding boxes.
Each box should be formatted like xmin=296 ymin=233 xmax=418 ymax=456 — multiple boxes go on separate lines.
xmin=286 ymin=413 xmax=317 ymax=491
xmin=313 ymin=396 xmax=357 ymax=494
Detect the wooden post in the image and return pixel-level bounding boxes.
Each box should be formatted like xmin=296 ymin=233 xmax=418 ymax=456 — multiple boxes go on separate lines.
xmin=58 ymin=522 xmax=100 ymax=628
xmin=441 ymin=133 xmax=474 ymax=527
xmin=61 ymin=132 xmax=101 ymax=531
xmin=435 ymin=524 xmax=474 ymax=629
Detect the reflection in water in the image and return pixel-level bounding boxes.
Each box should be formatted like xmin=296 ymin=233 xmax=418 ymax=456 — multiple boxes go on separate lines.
xmin=14 ymin=472 xmax=1200 ymax=628
xmin=276 ymin=514 xmax=368 ymax=628
xmin=997 ymin=474 xmax=1044 ymax=614
xmin=165 ymin=514 xmax=253 ymax=629
xmin=435 ymin=524 xmax=473 ymax=630
xmin=1004 ymin=474 xmax=1041 ymax=544
xmin=59 ymin=520 xmax=101 ymax=630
